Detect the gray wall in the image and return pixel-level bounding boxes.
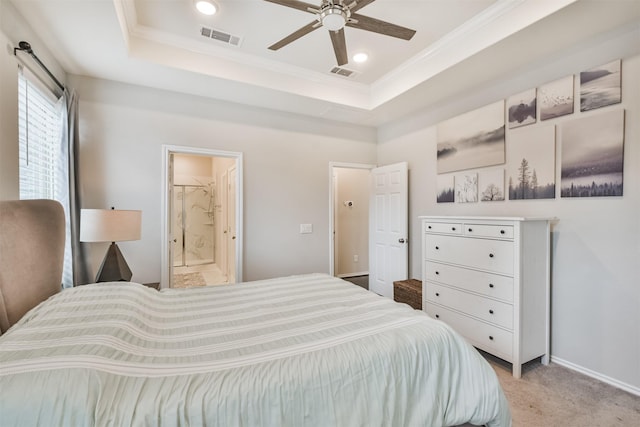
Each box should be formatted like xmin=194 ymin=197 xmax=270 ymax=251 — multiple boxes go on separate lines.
xmin=377 ymin=25 xmax=640 ymax=392
xmin=68 ymin=75 xmax=377 ymax=284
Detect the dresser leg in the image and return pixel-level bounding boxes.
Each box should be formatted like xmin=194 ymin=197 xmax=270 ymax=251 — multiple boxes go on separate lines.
xmin=512 ymin=363 xmax=521 ymax=379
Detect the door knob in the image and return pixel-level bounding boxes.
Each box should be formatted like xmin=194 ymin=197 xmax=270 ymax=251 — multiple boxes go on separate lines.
xmin=173 ymin=239 xmax=177 ymax=243
xmin=398 ymin=238 xmax=406 ymax=243
xmin=232 ymin=236 xmax=236 ymax=240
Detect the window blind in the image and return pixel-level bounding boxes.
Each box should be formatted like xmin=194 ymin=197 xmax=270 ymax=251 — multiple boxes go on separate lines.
xmin=18 ymin=66 xmax=62 ymax=200
xmin=18 ymin=66 xmax=74 ymax=288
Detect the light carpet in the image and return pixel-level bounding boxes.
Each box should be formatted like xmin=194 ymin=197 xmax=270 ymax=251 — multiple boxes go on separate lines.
xmin=484 ymin=353 xmax=640 ymax=426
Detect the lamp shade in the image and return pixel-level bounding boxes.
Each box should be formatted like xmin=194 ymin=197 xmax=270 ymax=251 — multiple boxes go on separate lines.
xmin=80 ymin=209 xmax=141 ymax=243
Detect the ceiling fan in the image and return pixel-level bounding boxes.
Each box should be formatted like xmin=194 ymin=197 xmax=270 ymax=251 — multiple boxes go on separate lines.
xmin=264 ymin=0 xmax=416 ymax=66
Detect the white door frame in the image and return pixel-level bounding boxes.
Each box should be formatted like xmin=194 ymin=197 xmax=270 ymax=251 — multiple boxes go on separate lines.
xmin=161 ymin=145 xmax=243 ymax=289
xmin=328 ymin=162 xmax=376 ymax=277
xmin=220 ymin=170 xmax=229 ymax=278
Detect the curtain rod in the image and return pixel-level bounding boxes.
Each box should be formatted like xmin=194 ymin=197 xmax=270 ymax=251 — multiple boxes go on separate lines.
xmin=14 ymin=41 xmax=65 ymax=91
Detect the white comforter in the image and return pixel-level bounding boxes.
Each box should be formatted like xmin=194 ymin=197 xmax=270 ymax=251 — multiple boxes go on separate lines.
xmin=0 ymin=273 xmax=511 ymax=426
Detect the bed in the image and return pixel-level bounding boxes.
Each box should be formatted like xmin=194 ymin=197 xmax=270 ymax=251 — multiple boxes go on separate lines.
xmin=0 ymin=200 xmax=511 ymax=426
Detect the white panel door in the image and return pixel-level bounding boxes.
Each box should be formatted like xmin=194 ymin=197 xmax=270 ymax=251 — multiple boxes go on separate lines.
xmin=227 ymin=166 xmax=237 ymax=283
xmin=369 ymin=162 xmax=408 ymax=298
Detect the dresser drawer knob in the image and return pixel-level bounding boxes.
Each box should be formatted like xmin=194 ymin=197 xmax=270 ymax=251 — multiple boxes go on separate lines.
xmin=489 ymin=336 xmax=494 ymax=341
xmin=435 ymin=271 xmax=440 ymax=275
xmin=489 ymin=309 xmax=494 ymax=314
xmin=435 ymin=246 xmax=439 ymax=250
xmin=451 ymin=227 xmax=456 ymax=231
xmin=428 ymin=225 xmax=432 ymax=229
xmin=435 ymin=292 xmax=440 ymax=297
xmin=500 ymin=229 xmax=505 ymax=235
xmin=435 ymin=314 xmax=440 ymax=319
xmin=489 ymin=253 xmax=494 ymax=258
xmin=489 ymin=283 xmax=494 ymax=288
xmin=468 ymin=228 xmax=473 ymax=232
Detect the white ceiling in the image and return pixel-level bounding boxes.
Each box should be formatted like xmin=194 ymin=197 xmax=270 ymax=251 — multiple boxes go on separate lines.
xmin=8 ymin=0 xmax=640 ymax=126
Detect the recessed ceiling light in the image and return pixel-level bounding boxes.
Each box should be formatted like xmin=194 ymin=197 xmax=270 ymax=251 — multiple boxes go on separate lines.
xmin=195 ymin=0 xmax=217 ymax=16
xmin=353 ymin=52 xmax=368 ymax=63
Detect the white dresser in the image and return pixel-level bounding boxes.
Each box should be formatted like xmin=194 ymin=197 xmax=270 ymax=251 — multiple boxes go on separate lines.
xmin=420 ymin=216 xmax=552 ymax=378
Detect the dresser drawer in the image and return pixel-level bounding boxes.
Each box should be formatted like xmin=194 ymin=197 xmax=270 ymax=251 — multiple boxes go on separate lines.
xmin=424 ymin=261 xmax=513 ymax=302
xmin=425 ymin=303 xmax=513 ymax=360
xmin=424 ymin=221 xmax=463 ymax=235
xmin=424 ymin=282 xmax=513 ymax=329
xmin=464 ymin=223 xmax=514 ymax=240
xmin=425 ymin=234 xmax=514 ymax=275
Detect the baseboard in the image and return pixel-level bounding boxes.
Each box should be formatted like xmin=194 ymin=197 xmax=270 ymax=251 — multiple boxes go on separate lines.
xmin=337 ymin=272 xmax=369 ymax=278
xmin=551 ymin=356 xmax=640 ymax=396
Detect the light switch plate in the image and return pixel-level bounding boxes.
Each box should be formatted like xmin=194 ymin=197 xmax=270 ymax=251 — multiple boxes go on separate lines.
xmin=300 ymin=223 xmax=313 ymax=234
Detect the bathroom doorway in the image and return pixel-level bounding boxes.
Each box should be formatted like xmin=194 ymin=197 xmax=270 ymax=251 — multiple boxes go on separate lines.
xmin=161 ymin=146 xmax=243 ymax=289
xmin=329 ymin=162 xmax=375 ymax=288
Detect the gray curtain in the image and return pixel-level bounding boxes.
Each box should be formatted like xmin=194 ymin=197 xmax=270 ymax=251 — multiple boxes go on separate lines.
xmin=58 ymin=88 xmax=91 ymax=287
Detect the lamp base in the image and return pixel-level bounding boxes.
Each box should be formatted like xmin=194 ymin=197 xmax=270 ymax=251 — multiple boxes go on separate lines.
xmin=96 ymin=242 xmax=132 ymax=282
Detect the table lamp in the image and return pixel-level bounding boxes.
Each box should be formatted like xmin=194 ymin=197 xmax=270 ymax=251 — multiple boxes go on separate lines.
xmin=80 ymin=208 xmax=142 ymax=282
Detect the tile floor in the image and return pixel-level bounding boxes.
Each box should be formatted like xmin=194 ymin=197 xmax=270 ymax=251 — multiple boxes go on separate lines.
xmin=173 ymin=263 xmax=228 ymax=287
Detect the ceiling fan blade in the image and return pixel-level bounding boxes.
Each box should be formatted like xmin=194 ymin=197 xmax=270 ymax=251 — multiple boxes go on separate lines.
xmin=329 ymin=28 xmax=348 ymax=66
xmin=348 ymin=0 xmax=377 ymax=13
xmin=263 ymin=0 xmax=319 ymax=14
xmin=268 ymin=21 xmax=320 ymax=50
xmin=347 ymin=13 xmax=416 ymax=40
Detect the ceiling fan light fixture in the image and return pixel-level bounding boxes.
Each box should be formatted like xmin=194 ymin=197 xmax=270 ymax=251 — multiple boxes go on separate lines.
xmin=195 ymin=0 xmax=217 ymax=16
xmin=320 ymin=6 xmax=348 ymax=31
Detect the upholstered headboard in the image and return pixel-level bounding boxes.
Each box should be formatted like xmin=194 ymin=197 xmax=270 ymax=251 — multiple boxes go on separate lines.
xmin=0 ymin=199 xmax=65 ymax=334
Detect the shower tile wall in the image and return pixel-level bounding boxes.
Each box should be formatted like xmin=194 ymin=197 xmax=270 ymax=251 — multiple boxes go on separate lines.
xmin=173 ymin=185 xmax=215 ymax=267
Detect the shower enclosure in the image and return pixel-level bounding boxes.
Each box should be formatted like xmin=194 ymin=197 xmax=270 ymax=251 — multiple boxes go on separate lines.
xmin=173 ymin=185 xmax=215 ymax=267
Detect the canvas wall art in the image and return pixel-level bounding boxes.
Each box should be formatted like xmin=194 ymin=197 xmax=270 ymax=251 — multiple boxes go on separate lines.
xmin=437 ymin=101 xmax=505 ymax=174
xmin=507 ymin=88 xmax=536 ymax=129
xmin=455 ymin=173 xmax=478 ymax=203
xmin=479 ymin=169 xmax=505 ymax=201
xmin=561 ymin=109 xmax=624 ymax=197
xmin=436 ymin=174 xmax=455 ymax=203
xmin=539 ymin=76 xmax=574 ymax=121
xmin=580 ymin=59 xmax=621 ymax=112
xmin=507 ymin=125 xmax=556 ymax=200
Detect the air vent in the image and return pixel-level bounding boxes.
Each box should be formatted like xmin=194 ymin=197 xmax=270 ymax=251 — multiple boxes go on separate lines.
xmin=200 ymin=26 xmax=242 ymax=47
xmin=330 ymin=66 xmax=356 ymax=77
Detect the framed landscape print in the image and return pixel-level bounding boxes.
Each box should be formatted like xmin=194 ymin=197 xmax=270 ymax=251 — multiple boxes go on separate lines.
xmin=561 ymin=109 xmax=624 ymax=197
xmin=507 ymin=88 xmax=536 ymax=129
xmin=539 ymin=76 xmax=574 ymax=121
xmin=507 ymin=125 xmax=556 ymax=200
xmin=580 ymin=59 xmax=621 ymax=112
xmin=479 ymin=169 xmax=505 ymax=201
xmin=436 ymin=174 xmax=455 ymax=203
xmin=455 ymin=173 xmax=478 ymax=203
xmin=437 ymin=101 xmax=505 ymax=174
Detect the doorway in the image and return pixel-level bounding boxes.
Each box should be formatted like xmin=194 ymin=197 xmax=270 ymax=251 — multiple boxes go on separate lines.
xmin=161 ymin=146 xmax=243 ymax=289
xmin=329 ymin=162 xmax=375 ymax=289
xmin=329 ymin=161 xmax=409 ymax=298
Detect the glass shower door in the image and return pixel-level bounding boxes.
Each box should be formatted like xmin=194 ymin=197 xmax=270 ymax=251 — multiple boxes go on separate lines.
xmin=183 ymin=186 xmax=214 ymax=265
xmin=173 ymin=187 xmax=184 ymax=267
xmin=173 ymin=185 xmax=215 ymax=267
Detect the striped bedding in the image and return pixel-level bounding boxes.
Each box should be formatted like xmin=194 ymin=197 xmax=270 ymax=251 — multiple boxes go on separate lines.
xmin=0 ymin=273 xmax=510 ymax=426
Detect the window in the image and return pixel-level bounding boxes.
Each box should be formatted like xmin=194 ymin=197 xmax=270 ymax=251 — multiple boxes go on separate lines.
xmin=18 ymin=66 xmax=72 ymax=287
xmin=18 ymin=66 xmax=62 ymax=200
